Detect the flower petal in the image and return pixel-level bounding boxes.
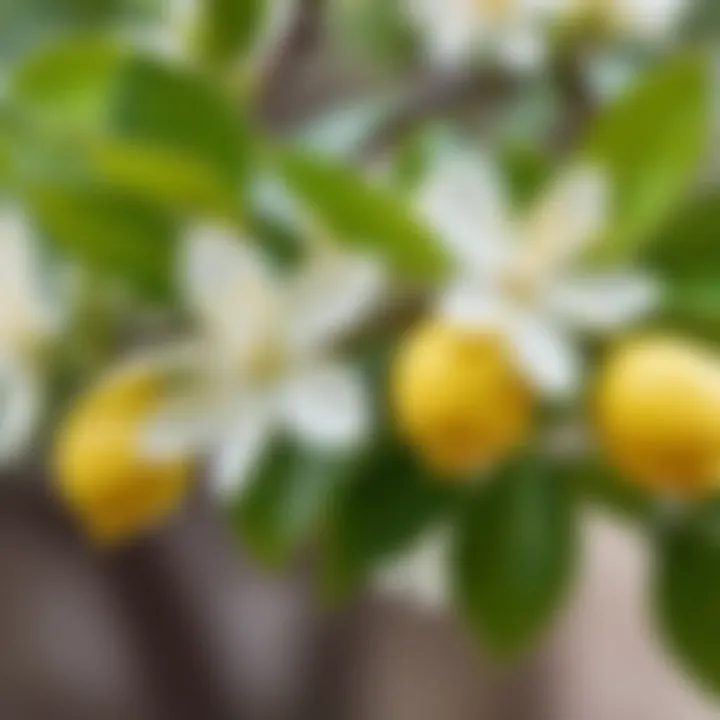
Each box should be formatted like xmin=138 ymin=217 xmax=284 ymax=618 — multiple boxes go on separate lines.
xmin=509 ymin=314 xmax=581 ymax=396
xmin=180 ymin=225 xmax=281 ymax=365
xmin=113 ymin=343 xmax=210 ymax=459
xmin=140 ymin=397 xmax=218 ymax=461
xmin=279 ymin=363 xmax=369 ymax=450
xmin=439 ymin=283 xmax=512 ymax=330
xmin=287 ymin=252 xmax=385 ymax=352
xmin=548 ymin=273 xmax=662 ymax=331
xmin=615 ymin=0 xmax=687 ymax=40
xmin=523 ymin=164 xmax=608 ymax=274
xmin=209 ymin=399 xmax=274 ymax=498
xmin=0 ymin=210 xmax=59 ymax=348
xmin=0 ymin=360 xmax=40 ymax=461
xmin=417 ymin=151 xmax=512 ymax=276
xmin=407 ymin=0 xmax=482 ymax=64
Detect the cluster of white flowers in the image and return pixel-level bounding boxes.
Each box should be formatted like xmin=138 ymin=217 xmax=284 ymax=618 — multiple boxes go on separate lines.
xmin=139 ymin=226 xmax=385 ymax=496
xmin=418 ymin=150 xmax=660 ymax=396
xmin=378 ymin=149 xmax=661 ymax=611
xmin=408 ymin=0 xmax=689 ymax=68
xmin=0 ymin=146 xmax=661 ymax=610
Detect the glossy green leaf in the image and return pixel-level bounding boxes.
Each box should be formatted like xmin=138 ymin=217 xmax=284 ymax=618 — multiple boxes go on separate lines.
xmin=86 ymin=139 xmax=243 ymax=221
xmin=194 ymin=0 xmax=267 ymax=68
xmin=646 ymin=194 xmax=720 ymax=279
xmin=10 ymin=35 xmax=124 ymax=133
xmin=583 ymin=52 xmax=711 ymax=265
xmin=229 ymin=439 xmax=351 ymax=568
xmin=274 ymin=148 xmax=449 ymax=280
xmin=322 ymin=438 xmax=459 ymax=599
xmin=453 ymin=455 xmax=577 ymax=658
xmin=644 ymin=194 xmax=720 ymax=339
xmin=655 ymin=503 xmax=720 ymax=696
xmin=29 ymin=182 xmax=176 ymax=299
xmin=107 ymin=55 xmax=248 ymax=185
xmin=11 ymin=36 xmax=250 ymax=190
xmin=9 ymin=37 xmax=251 ymax=292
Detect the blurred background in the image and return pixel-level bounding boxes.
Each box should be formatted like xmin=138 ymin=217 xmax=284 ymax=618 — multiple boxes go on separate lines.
xmin=1 ymin=1 xmax=720 ymax=718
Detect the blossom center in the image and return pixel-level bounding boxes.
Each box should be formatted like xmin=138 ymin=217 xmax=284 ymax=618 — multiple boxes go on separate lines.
xmin=500 ymin=263 xmax=545 ymax=307
xmin=245 ymin=340 xmax=289 ymax=385
xmin=476 ymin=0 xmax=516 ymax=23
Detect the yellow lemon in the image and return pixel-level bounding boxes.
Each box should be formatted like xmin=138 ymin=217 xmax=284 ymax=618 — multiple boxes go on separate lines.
xmin=392 ymin=321 xmax=532 ymax=476
xmin=595 ymin=336 xmax=720 ymax=495
xmin=54 ymin=361 xmax=193 ymax=546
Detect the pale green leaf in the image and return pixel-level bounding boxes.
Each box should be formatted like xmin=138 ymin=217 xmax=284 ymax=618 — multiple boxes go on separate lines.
xmin=275 ymin=148 xmax=449 ymax=280
xmin=583 ymin=52 xmax=712 ymax=264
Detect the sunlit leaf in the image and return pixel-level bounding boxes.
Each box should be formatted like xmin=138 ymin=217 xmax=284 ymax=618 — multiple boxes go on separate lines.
xmin=11 ymin=36 xmax=251 ymax=191
xmin=644 ymin=194 xmax=720 ymax=339
xmin=194 ymin=0 xmax=267 ymax=68
xmin=86 ymin=139 xmax=243 ymax=221
xmin=29 ymin=181 xmax=176 ymax=299
xmin=583 ymin=51 xmax=711 ymax=264
xmin=275 ymin=148 xmax=449 ymax=280
xmin=10 ymin=35 xmax=125 ymax=133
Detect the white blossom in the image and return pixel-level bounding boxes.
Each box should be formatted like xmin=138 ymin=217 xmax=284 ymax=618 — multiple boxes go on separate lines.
xmin=407 ymin=0 xmax=559 ymax=69
xmin=407 ymin=0 xmax=688 ymax=68
xmin=141 ymin=226 xmax=385 ymax=497
xmin=417 ymin=151 xmax=661 ymax=397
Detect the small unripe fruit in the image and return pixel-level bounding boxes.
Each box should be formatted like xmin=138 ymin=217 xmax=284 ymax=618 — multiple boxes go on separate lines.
xmin=54 ymin=362 xmax=192 ymax=546
xmin=392 ymin=321 xmax=532 ymax=476
xmin=595 ymin=336 xmax=720 ymax=495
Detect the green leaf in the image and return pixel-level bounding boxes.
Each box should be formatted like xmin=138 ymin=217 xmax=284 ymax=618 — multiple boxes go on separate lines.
xmin=10 ymin=35 xmax=125 ymax=133
xmin=322 ymin=438 xmax=459 ymax=599
xmin=8 ymin=37 xmax=251 ymax=289
xmin=194 ymin=0 xmax=267 ymax=68
xmin=644 ymin=194 xmax=720 ymax=339
xmin=274 ymin=148 xmax=449 ymax=280
xmin=86 ymin=139 xmax=243 ymax=222
xmin=28 ymin=182 xmax=176 ymax=300
xmin=229 ymin=439 xmax=351 ymax=568
xmin=583 ymin=51 xmax=711 ymax=265
xmin=453 ymin=455 xmax=578 ymax=658
xmin=646 ymin=194 xmax=720 ymax=280
xmin=11 ymin=36 xmax=250 ymax=195
xmin=107 ymin=55 xmax=248 ymax=185
xmin=655 ymin=503 xmax=720 ymax=696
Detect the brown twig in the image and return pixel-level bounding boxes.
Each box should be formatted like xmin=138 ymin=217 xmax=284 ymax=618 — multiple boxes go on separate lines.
xmin=550 ymin=48 xmax=598 ymax=154
xmin=256 ymin=0 xmax=328 ymax=127
xmin=357 ymin=65 xmax=522 ymax=159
